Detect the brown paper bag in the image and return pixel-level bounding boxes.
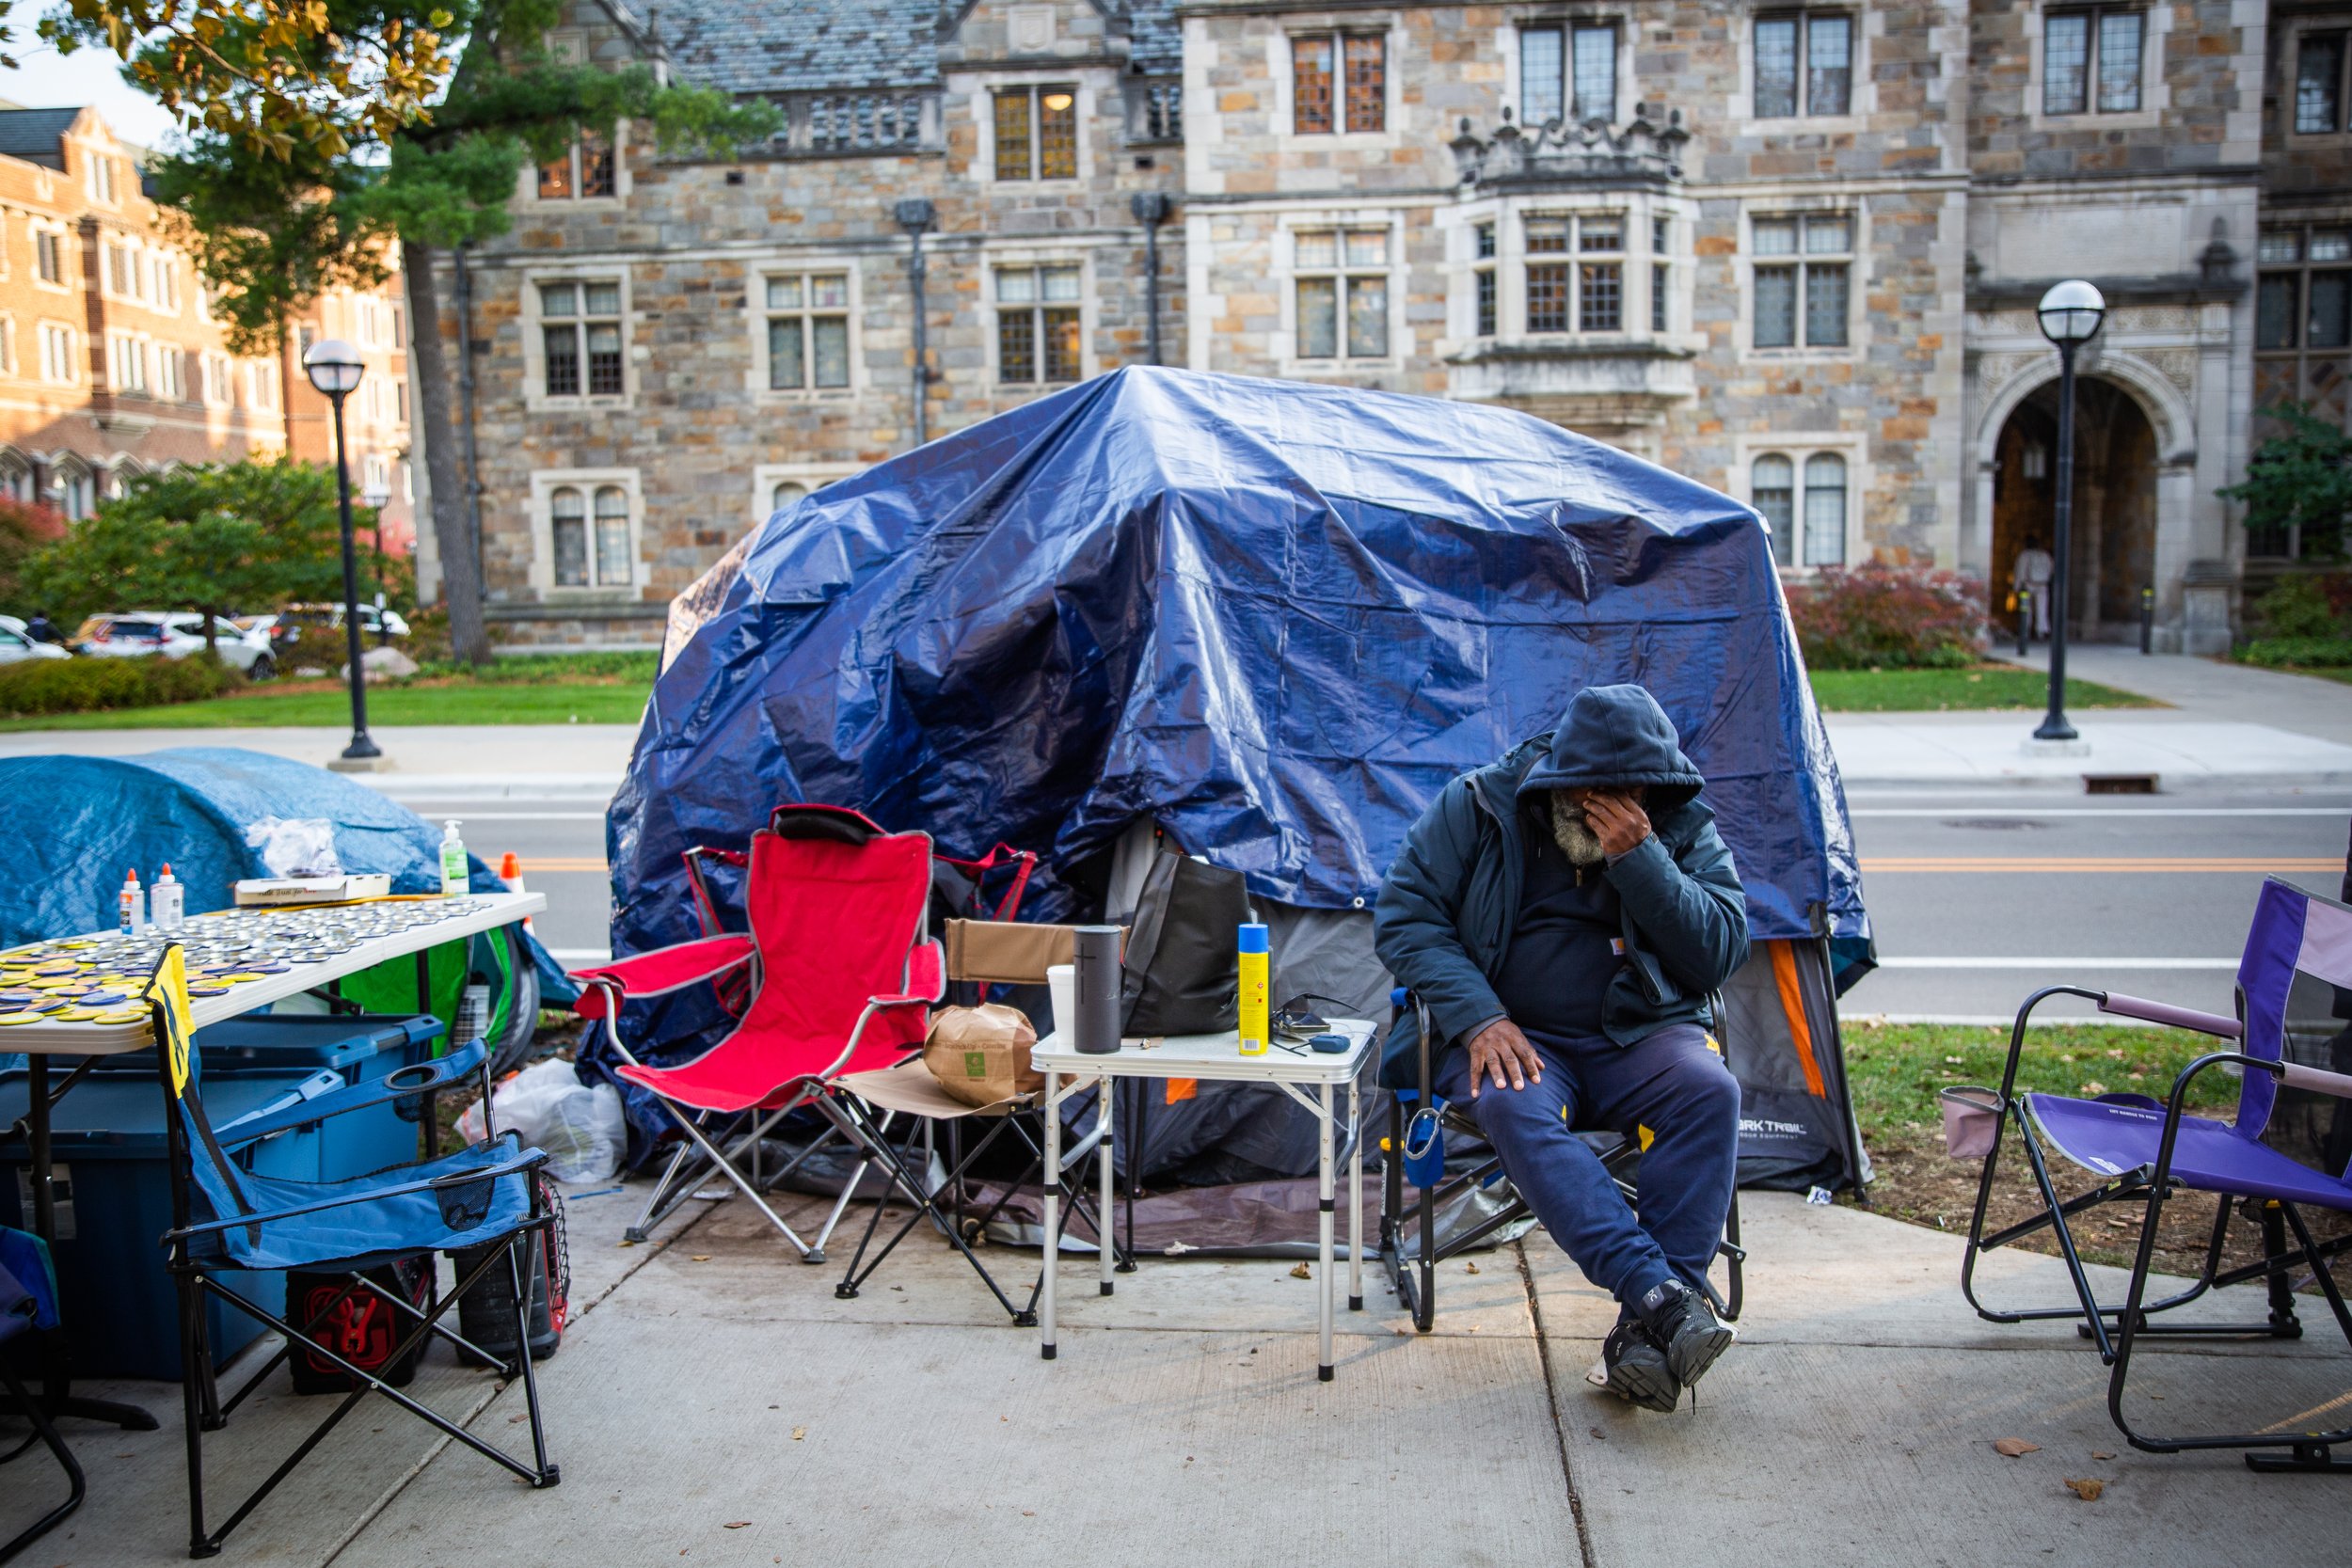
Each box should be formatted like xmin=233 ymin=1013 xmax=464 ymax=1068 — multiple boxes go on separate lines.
xmin=921 ymin=1004 xmax=1041 ymax=1107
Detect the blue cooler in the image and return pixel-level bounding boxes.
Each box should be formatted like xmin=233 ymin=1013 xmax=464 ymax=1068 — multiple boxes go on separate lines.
xmin=92 ymin=1012 xmax=444 ymax=1181
xmin=0 ymin=1068 xmax=339 ymax=1379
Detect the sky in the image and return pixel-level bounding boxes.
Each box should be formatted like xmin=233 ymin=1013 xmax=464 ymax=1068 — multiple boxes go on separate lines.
xmin=0 ymin=2 xmax=178 ymax=150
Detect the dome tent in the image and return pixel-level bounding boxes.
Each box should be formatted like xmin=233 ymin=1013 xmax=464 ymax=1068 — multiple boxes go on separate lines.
xmin=607 ymin=367 xmax=1873 ymax=1191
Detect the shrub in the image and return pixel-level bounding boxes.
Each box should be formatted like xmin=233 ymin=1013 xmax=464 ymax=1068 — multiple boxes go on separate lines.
xmin=2249 ymin=574 xmax=2346 ymax=641
xmin=1788 ymin=562 xmax=1989 ymax=671
xmin=2238 ymin=635 xmax=2352 ymax=669
xmin=0 ymin=654 xmax=244 ymax=718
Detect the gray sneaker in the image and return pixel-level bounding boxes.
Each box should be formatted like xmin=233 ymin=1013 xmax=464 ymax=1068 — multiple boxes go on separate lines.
xmin=1635 ymin=1277 xmax=1737 ymax=1390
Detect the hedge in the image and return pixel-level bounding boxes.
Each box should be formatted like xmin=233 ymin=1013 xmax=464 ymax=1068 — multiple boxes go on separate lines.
xmin=0 ymin=654 xmax=244 ymax=718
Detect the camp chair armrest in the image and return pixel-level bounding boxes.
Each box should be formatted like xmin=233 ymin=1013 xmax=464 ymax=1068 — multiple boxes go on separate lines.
xmin=869 ymin=940 xmax=946 ymax=1007
xmin=2095 ymin=992 xmax=2242 ymax=1039
xmin=2280 ymin=1060 xmax=2352 ymax=1101
xmin=209 ymin=1040 xmax=492 ymax=1151
xmin=571 ymin=935 xmax=755 ymax=997
xmin=164 ymin=1142 xmax=549 ymax=1243
xmin=1995 ymin=986 xmax=2111 ymax=1102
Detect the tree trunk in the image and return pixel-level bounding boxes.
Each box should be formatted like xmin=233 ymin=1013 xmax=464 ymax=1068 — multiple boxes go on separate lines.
xmin=201 ymin=605 xmax=217 ymax=660
xmin=403 ymin=238 xmax=491 ymax=666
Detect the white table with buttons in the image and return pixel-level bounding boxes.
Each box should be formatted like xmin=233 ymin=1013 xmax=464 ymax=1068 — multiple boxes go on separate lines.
xmin=1028 ymin=1017 xmax=1377 ymax=1382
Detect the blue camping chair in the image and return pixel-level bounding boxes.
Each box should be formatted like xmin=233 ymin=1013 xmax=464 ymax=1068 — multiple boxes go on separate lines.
xmin=1379 ymin=990 xmax=1745 ymax=1335
xmin=0 ymin=1233 xmax=86 ymax=1562
xmin=1961 ymin=877 xmax=2352 ymax=1472
xmin=138 ymin=946 xmax=562 ymax=1558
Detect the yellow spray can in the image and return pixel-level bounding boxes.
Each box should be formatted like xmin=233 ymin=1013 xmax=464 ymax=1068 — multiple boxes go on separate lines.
xmin=1237 ymin=923 xmax=1269 ymax=1055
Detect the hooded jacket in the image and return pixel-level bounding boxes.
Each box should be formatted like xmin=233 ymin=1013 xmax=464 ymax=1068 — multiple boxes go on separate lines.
xmin=1373 ymin=685 xmax=1750 ymax=1087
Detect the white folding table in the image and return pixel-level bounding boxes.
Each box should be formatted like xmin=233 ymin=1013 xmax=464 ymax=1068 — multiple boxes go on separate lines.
xmin=1030 ymin=1018 xmax=1375 ymax=1382
xmin=0 ymin=892 xmax=544 ymax=1430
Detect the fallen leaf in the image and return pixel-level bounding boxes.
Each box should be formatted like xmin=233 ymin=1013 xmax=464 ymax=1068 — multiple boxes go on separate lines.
xmin=2091 ymin=1450 xmax=2114 ymax=1461
xmin=791 ymin=1426 xmax=807 ymax=1441
xmin=1022 ymin=1510 xmax=1036 ymax=1517
xmin=723 ymin=1521 xmax=752 ymax=1530
xmin=1994 ymin=1437 xmax=2041 ymax=1458
xmin=1465 ymin=1261 xmax=1480 ymax=1275
xmin=2063 ymin=1478 xmax=2104 ymax=1501
xmin=1588 ymin=1426 xmax=1608 ymax=1440
xmin=691 ymin=1254 xmax=712 ymax=1262
xmin=2079 ymin=1081 xmax=2108 ymax=1098
xmin=508 ymin=1412 xmax=529 ymax=1423
xmin=1289 ymin=1261 xmax=1311 ymax=1279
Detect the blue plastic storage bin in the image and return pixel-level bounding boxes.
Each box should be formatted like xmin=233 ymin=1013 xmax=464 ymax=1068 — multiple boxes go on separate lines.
xmin=0 ymin=1068 xmax=338 ymax=1379
xmin=92 ymin=1011 xmax=444 ymax=1181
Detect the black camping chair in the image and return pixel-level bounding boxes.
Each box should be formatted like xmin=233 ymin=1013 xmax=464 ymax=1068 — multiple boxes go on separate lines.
xmin=1380 ymin=990 xmax=1745 ymax=1334
xmin=141 ymin=947 xmax=561 ymax=1559
xmin=0 ymin=1249 xmax=85 ymax=1562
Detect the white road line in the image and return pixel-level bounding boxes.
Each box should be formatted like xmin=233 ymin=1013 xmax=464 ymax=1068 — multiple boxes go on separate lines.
xmin=1869 ymin=957 xmax=2238 ymax=969
xmin=1851 ymin=806 xmax=2347 ymax=818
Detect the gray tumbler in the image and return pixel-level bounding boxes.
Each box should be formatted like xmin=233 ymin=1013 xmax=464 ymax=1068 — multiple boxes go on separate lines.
xmin=1073 ymin=924 xmax=1123 ymax=1054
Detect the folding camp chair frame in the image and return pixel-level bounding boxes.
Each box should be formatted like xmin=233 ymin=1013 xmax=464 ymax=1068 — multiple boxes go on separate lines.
xmin=1379 ymin=992 xmax=1746 ymax=1336
xmin=823 ymin=1077 xmax=1133 ymax=1323
xmin=151 ymin=994 xmax=560 ymax=1559
xmin=0 ymin=1318 xmax=86 ymax=1560
xmin=1960 ymin=981 xmax=2352 ymax=1472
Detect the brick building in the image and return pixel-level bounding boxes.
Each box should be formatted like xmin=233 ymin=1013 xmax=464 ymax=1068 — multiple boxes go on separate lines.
xmin=0 ymin=104 xmax=416 ymax=555
xmin=431 ymin=1 xmax=2338 ymax=652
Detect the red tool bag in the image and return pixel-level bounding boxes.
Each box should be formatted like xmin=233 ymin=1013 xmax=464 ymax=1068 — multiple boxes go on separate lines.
xmin=286 ymin=1255 xmax=434 ymax=1395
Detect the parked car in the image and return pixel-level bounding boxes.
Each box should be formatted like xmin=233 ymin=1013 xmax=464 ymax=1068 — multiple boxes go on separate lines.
xmin=262 ymin=603 xmax=410 ymax=664
xmin=0 ymin=624 xmax=67 ymax=664
xmin=71 ymin=613 xmax=277 ymax=678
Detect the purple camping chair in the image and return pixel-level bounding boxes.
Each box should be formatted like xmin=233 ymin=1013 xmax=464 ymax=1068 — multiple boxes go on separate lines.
xmin=1959 ymin=876 xmax=2352 ymax=1472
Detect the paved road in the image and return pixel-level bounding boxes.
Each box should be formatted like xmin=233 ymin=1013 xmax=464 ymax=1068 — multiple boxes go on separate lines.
xmin=419 ymin=779 xmax=2352 ymax=1023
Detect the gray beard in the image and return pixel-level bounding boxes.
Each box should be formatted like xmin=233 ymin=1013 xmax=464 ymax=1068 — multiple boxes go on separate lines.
xmin=1549 ymin=793 xmax=1608 ymax=867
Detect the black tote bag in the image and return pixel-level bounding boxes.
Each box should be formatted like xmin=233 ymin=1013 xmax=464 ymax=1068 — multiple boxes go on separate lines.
xmin=1119 ymin=850 xmax=1250 ymax=1037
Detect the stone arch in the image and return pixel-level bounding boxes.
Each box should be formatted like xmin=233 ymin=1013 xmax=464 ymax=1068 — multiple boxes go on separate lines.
xmin=1974 ymin=347 xmax=2195 ymax=469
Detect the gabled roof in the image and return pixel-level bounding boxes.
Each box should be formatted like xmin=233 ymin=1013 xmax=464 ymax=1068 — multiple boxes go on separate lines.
xmin=656 ymin=0 xmax=1181 ymax=95
xmin=0 ymin=107 xmax=86 ymax=170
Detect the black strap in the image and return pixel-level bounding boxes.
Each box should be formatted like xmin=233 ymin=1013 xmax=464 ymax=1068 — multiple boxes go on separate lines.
xmin=181 ymin=1086 xmax=257 ymax=1224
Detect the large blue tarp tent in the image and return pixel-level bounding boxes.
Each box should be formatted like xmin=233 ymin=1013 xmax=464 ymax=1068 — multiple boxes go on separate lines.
xmin=609 ymin=367 xmax=1874 ymax=1189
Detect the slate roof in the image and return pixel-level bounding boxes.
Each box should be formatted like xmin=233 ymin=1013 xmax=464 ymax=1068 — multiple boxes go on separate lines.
xmin=0 ymin=107 xmax=83 ymax=170
xmin=656 ymin=0 xmax=1182 ymax=94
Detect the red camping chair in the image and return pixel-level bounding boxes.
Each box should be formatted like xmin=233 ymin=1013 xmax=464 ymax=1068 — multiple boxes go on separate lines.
xmin=571 ymin=807 xmax=943 ymax=1259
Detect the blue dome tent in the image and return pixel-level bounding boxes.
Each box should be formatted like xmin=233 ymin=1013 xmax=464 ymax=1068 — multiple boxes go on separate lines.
xmin=607 ymin=367 xmax=1874 ymax=1191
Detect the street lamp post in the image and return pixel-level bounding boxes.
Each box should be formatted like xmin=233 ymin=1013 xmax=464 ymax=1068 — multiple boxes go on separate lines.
xmin=895 ymin=199 xmax=935 ymax=448
xmin=2032 ymin=279 xmax=2106 ymax=744
xmin=363 ymin=483 xmax=393 ymax=647
xmin=301 ymin=339 xmax=379 ymax=763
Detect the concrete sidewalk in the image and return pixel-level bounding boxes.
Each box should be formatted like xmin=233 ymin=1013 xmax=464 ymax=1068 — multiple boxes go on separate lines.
xmin=43 ymin=1180 xmax=2349 ymax=1567
xmin=1990 ymin=645 xmax=2352 ymax=747
xmin=0 ymin=723 xmax=637 ymax=797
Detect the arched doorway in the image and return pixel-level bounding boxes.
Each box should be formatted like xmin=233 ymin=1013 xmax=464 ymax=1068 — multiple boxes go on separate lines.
xmin=1989 ymin=375 xmax=2157 ymax=640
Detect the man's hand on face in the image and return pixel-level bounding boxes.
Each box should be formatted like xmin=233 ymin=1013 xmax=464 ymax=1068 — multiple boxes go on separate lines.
xmin=1466 ymin=1017 xmax=1543 ymax=1099
xmin=1580 ymin=790 xmax=1652 ymax=860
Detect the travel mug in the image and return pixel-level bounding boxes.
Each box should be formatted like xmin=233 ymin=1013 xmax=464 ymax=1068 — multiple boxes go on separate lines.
xmin=1073 ymin=924 xmax=1122 ymax=1054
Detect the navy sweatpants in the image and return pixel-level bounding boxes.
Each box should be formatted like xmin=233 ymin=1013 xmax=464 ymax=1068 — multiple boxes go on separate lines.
xmin=1434 ymin=1022 xmax=1740 ymax=1307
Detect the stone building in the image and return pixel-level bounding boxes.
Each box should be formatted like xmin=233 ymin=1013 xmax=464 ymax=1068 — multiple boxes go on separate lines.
xmin=0 ymin=105 xmax=416 ymax=553
xmin=435 ymin=1 xmax=2334 ymax=653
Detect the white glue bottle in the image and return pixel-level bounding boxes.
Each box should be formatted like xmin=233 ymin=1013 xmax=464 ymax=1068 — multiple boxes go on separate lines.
xmin=151 ymin=863 xmax=184 ymax=929
xmin=119 ymin=868 xmax=145 ymax=932
xmin=439 ymin=821 xmax=470 ymax=896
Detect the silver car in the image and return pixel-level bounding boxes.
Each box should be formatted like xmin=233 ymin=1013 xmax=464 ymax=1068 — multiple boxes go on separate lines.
xmin=71 ymin=613 xmax=278 ymax=678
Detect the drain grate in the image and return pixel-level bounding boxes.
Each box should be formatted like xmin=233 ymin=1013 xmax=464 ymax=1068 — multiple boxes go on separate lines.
xmin=2084 ymin=774 xmax=2158 ymax=795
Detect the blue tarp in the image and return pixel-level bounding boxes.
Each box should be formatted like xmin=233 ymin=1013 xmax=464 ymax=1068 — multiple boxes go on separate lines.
xmin=612 ymin=366 xmax=1868 ymax=1005
xmin=0 ymin=747 xmax=575 ymax=1002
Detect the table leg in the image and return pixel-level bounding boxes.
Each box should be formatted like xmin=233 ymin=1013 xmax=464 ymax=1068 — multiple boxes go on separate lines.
xmin=1041 ymin=1070 xmax=1060 ymax=1361
xmin=1318 ymin=1078 xmax=1334 ymax=1383
xmin=1348 ymin=1079 xmax=1363 ymax=1312
xmin=1098 ymin=1082 xmax=1116 ymax=1298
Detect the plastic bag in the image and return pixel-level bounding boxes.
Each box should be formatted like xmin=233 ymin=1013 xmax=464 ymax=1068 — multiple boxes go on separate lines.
xmin=456 ymin=1059 xmax=626 ymax=1184
xmin=244 ymin=816 xmax=343 ymax=879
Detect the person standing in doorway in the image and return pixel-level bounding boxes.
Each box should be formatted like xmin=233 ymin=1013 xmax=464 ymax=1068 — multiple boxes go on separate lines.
xmin=2012 ymin=536 xmax=2055 ymax=639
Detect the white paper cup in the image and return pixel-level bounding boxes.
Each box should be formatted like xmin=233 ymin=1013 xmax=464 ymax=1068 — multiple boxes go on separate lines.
xmin=1046 ymin=963 xmax=1076 ymax=1043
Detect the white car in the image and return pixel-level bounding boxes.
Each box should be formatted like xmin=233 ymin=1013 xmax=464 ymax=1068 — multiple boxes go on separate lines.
xmin=0 ymin=624 xmax=67 ymax=663
xmin=71 ymin=613 xmax=278 ymax=678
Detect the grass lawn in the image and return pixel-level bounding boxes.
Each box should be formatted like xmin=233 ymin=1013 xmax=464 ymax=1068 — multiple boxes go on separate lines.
xmin=1840 ymin=1019 xmax=2347 ymax=1279
xmin=1807 ymin=665 xmax=2161 ymax=712
xmin=0 ymin=663 xmax=655 ymax=730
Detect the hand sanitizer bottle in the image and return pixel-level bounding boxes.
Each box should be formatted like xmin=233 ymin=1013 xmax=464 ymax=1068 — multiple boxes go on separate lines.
xmin=151 ymin=863 xmax=184 ymax=929
xmin=439 ymin=821 xmax=470 ymax=896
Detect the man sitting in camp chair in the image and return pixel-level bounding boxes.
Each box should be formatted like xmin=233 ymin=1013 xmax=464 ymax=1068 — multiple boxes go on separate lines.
xmin=1375 ymin=684 xmax=1749 ymax=1412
